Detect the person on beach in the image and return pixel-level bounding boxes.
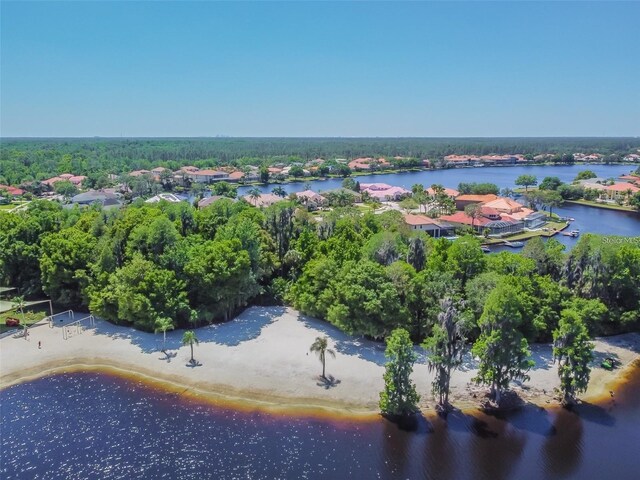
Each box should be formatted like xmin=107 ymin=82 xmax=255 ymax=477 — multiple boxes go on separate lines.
xmin=38 ymin=341 xmax=41 ymax=349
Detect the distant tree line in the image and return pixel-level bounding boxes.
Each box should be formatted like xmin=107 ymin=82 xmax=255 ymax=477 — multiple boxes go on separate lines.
xmin=2 ymin=137 xmax=639 ymax=185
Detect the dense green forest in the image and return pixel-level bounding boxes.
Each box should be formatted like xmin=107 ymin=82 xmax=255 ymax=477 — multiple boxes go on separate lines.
xmin=1 ymin=199 xmax=638 ymax=345
xmin=2 ymin=137 xmax=639 ymax=185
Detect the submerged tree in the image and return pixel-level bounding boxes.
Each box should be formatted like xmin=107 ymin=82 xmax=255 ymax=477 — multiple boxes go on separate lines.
xmin=472 ymin=284 xmax=534 ymax=405
xmin=552 ymin=309 xmax=594 ymax=406
xmin=309 ymin=336 xmax=335 ymax=379
xmin=379 ymin=328 xmax=420 ymax=416
xmin=182 ymin=330 xmax=199 ymax=364
xmin=422 ymin=298 xmax=466 ymax=409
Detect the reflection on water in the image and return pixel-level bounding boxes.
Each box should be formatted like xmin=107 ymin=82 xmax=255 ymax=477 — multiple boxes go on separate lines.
xmin=543 ymin=409 xmax=584 ymax=478
xmin=1 ymin=369 xmax=639 ymax=479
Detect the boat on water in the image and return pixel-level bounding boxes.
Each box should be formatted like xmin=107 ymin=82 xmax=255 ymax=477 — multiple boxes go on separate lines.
xmin=503 ymin=241 xmax=524 ymax=248
xmin=481 ymin=246 xmax=491 ymax=253
xmin=562 ymin=230 xmax=580 ymax=238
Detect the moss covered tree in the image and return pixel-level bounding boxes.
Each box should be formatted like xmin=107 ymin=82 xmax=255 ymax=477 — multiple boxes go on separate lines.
xmin=380 ymin=328 xmax=420 ymax=416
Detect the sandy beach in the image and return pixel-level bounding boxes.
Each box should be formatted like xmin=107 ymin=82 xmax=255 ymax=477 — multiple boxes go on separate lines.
xmin=1 ymin=306 xmax=639 ymax=417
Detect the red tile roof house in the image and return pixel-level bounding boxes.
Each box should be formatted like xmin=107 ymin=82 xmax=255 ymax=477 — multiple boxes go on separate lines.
xmin=454 ymin=194 xmax=498 ymax=210
xmin=241 ymin=193 xmax=283 ymax=208
xmin=619 ymin=174 xmax=639 ymax=184
xmin=68 ymin=175 xmax=87 ymax=185
xmin=348 ymin=157 xmax=391 ymax=171
xmin=403 ymin=214 xmax=450 ymax=238
xmin=0 ymin=185 xmax=25 ymax=197
xmin=440 ymin=210 xmax=524 ymax=236
xmin=360 ymin=183 xmax=411 ymax=201
xmin=425 ymin=186 xmax=460 ymax=199
xmin=188 ymin=169 xmax=230 ymax=184
xmin=227 ymin=171 xmax=245 ymax=182
xmin=604 ymin=182 xmax=640 ymax=202
xmin=294 ymin=190 xmax=327 ymax=209
xmin=129 ymin=170 xmax=151 ymax=177
xmin=443 ymin=155 xmax=481 ymax=167
xmin=41 ymin=176 xmax=64 ymax=187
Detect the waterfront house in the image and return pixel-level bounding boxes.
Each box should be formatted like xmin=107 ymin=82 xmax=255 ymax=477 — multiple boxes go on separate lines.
xmin=604 ymin=182 xmax=640 ymax=202
xmin=242 ymin=193 xmax=283 ymax=208
xmin=455 ymin=194 xmax=498 ymax=210
xmin=145 ymin=193 xmax=182 ymax=203
xmin=189 ymin=169 xmax=229 ymax=183
xmin=348 ymin=157 xmax=391 ymax=171
xmin=360 ymin=183 xmax=411 ymax=201
xmin=227 ymin=171 xmax=245 ymax=182
xmin=403 ymin=214 xmax=449 ymax=238
xmin=295 ymin=190 xmax=327 ymax=208
xmin=440 ymin=211 xmax=524 ymax=236
xmin=619 ymin=174 xmax=639 ymax=184
xmin=425 ymin=186 xmax=459 ymax=199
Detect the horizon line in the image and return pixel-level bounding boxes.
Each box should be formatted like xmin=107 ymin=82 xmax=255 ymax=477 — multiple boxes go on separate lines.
xmin=2 ymin=135 xmax=639 ymax=140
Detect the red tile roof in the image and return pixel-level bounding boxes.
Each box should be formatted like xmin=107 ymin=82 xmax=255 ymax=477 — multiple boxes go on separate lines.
xmin=440 ymin=211 xmax=491 ymax=226
xmin=606 ymin=182 xmax=640 ymax=192
xmin=456 ymin=194 xmax=498 ymax=203
xmin=403 ymin=214 xmax=439 ymax=226
xmin=0 ymin=185 xmax=25 ymax=196
xmin=426 ymin=187 xmax=459 ymax=197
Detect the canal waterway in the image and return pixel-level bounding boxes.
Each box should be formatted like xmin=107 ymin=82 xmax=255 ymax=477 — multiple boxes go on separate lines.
xmin=1 ymin=369 xmax=639 ymax=479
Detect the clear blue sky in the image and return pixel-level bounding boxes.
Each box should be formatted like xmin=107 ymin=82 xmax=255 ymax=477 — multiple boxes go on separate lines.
xmin=1 ymin=1 xmax=639 ymax=137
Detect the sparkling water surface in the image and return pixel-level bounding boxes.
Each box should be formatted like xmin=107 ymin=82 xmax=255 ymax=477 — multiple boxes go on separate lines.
xmin=2 ymin=371 xmax=640 ymax=479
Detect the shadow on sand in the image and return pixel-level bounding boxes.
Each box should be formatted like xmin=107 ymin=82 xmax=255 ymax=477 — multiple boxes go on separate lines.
xmin=315 ymin=375 xmax=341 ymax=389
xmin=91 ymin=306 xmax=286 ymax=353
xmin=299 ymin=314 xmax=388 ymax=366
xmin=159 ymin=350 xmax=177 ymax=363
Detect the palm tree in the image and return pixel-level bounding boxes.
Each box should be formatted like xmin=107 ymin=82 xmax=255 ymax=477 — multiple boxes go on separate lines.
xmin=182 ymin=330 xmax=199 ymax=364
xmin=464 ymin=203 xmax=483 ymax=232
xmin=272 ymin=186 xmax=287 ymax=198
xmin=12 ymin=296 xmax=27 ymax=340
xmin=154 ymin=317 xmax=174 ymax=350
xmin=247 ymin=187 xmax=261 ymax=206
xmin=310 ymin=336 xmax=335 ymax=379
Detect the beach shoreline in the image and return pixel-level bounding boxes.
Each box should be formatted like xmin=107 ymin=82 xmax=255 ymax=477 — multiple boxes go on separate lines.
xmin=1 ymin=307 xmax=639 ymax=420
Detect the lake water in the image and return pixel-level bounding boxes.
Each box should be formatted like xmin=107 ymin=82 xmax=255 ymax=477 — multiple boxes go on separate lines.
xmin=2 ymin=369 xmax=639 ymax=479
xmin=224 ymin=164 xmax=639 ymax=243
xmin=234 ymin=164 xmax=635 ymax=197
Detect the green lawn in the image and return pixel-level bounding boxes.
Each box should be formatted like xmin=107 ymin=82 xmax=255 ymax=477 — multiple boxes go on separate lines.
xmin=0 ymin=201 xmax=30 ymax=212
xmin=0 ymin=308 xmax=49 ymax=334
xmin=565 ymin=199 xmax=638 ymax=212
